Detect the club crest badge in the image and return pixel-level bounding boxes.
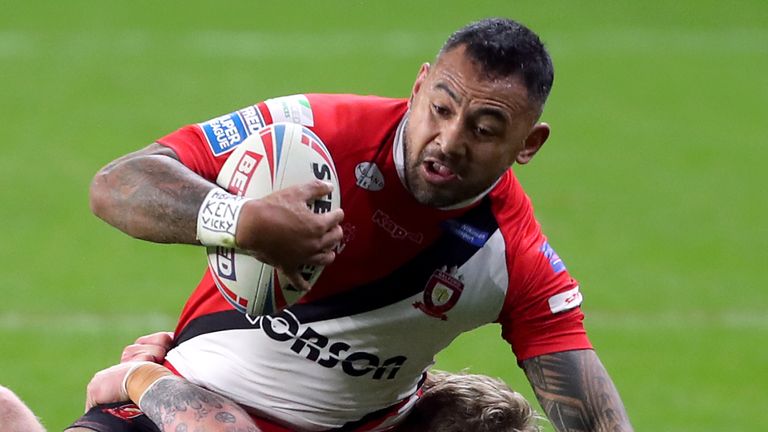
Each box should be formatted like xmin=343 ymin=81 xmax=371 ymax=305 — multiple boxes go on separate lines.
xmin=413 ymin=267 xmax=464 ymax=320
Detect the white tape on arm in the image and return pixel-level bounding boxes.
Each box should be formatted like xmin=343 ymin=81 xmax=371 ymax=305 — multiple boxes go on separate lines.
xmin=196 ymin=188 xmax=249 ymax=247
xmin=122 ymin=362 xmax=177 ymax=408
xmin=120 ymin=361 xmax=154 ymax=400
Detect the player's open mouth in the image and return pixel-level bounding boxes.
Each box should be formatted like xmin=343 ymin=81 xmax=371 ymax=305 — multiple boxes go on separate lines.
xmin=422 ymin=160 xmax=458 ymax=184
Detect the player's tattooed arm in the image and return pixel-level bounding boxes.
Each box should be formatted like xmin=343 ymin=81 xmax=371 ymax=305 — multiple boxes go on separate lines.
xmin=521 ymin=349 xmax=633 ymax=432
xmin=89 ymin=143 xmax=214 ymax=244
xmin=139 ymin=377 xmax=261 ymax=432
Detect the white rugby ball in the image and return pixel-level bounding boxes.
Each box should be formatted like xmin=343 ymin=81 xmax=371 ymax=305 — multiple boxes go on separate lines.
xmin=207 ymin=122 xmax=340 ymax=316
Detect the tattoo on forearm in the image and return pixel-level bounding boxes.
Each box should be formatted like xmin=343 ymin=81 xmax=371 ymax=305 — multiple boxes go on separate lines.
xmin=94 ymin=144 xmax=213 ymax=244
xmin=522 ymin=350 xmax=632 ymax=432
xmin=139 ymin=378 xmax=260 ymax=432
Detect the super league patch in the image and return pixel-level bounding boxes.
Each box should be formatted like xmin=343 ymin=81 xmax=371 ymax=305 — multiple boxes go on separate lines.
xmin=199 ymin=105 xmax=266 ymax=156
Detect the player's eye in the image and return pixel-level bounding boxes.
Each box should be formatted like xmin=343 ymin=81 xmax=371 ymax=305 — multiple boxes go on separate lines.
xmin=475 ymin=126 xmax=494 ymax=137
xmin=432 ymin=103 xmax=450 ymax=117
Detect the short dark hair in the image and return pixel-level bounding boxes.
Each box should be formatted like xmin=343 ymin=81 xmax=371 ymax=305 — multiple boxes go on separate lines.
xmin=440 ymin=18 xmax=554 ymax=108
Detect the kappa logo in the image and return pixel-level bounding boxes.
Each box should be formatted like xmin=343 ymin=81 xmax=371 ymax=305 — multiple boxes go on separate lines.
xmin=413 ymin=267 xmax=464 ymax=320
xmin=354 ymin=162 xmax=385 ymax=191
xmin=372 ymin=210 xmax=423 ymax=243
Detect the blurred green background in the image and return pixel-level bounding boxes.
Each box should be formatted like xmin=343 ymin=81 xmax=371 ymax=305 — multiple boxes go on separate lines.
xmin=1 ymin=1 xmax=766 ymax=430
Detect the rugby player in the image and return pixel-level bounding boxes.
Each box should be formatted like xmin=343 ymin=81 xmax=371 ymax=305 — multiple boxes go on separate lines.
xmin=70 ymin=17 xmax=633 ymax=432
xmin=0 ymin=385 xmax=46 ymax=432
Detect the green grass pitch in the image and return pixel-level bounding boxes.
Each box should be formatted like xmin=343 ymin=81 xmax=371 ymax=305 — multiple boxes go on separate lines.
xmin=1 ymin=1 xmax=766 ymax=430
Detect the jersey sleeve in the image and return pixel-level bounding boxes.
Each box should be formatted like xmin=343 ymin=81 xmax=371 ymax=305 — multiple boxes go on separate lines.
xmin=156 ymin=103 xmax=270 ymax=181
xmin=493 ymin=176 xmax=593 ymax=362
xmin=156 ymin=94 xmax=322 ymax=182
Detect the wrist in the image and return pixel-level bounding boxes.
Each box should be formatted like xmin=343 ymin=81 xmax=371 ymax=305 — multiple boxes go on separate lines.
xmin=123 ymin=362 xmax=175 ymax=406
xmin=196 ymin=188 xmax=249 ymax=247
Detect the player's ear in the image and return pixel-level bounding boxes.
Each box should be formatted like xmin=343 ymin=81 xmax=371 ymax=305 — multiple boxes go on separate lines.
xmin=409 ymin=63 xmax=431 ymax=107
xmin=515 ymin=123 xmax=550 ymax=165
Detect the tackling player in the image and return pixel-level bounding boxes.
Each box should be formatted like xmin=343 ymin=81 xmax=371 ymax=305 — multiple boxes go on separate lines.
xmin=82 ymin=353 xmax=542 ymax=432
xmin=0 ymin=385 xmax=46 ymax=432
xmin=70 ymin=17 xmax=633 ymax=432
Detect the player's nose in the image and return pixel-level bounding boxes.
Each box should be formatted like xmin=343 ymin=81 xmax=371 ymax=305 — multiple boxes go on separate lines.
xmin=436 ymin=120 xmax=467 ymax=158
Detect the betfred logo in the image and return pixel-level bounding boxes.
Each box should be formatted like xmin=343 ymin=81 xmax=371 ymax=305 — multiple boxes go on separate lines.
xmin=548 ymin=286 xmax=583 ymax=314
xmin=227 ymin=151 xmax=263 ymax=196
xmin=237 ymin=105 xmax=265 ymax=134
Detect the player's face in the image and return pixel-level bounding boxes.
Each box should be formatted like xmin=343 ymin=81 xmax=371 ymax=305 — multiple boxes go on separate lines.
xmin=404 ymin=45 xmax=550 ymax=207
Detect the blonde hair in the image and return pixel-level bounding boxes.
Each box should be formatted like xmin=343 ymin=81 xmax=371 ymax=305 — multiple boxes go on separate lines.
xmin=396 ymin=371 xmax=541 ymax=432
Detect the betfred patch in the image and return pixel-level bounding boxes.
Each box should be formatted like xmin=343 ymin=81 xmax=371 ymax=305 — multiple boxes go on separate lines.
xmin=265 ymin=94 xmax=314 ymax=126
xmin=548 ymin=286 xmax=583 ymax=314
xmin=199 ymin=105 xmax=265 ymax=156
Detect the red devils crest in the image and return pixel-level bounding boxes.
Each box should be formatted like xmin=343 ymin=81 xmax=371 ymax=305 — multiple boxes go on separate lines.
xmin=413 ymin=269 xmax=464 ymax=320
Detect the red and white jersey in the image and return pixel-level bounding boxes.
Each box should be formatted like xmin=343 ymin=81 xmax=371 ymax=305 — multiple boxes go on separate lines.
xmin=157 ymin=94 xmax=592 ymax=431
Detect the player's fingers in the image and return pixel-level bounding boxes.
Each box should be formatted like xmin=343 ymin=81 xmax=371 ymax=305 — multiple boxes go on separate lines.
xmin=283 ymin=270 xmax=311 ymax=293
xmin=307 ymin=249 xmax=337 ymax=266
xmin=317 ymin=225 xmax=344 ymax=250
xmin=317 ymin=208 xmax=345 ymax=228
xmin=300 ymin=179 xmax=334 ymax=199
xmin=84 ymin=393 xmax=94 ymax=412
xmin=120 ymin=344 xmax=166 ymax=363
xmin=134 ymin=331 xmax=174 ymax=347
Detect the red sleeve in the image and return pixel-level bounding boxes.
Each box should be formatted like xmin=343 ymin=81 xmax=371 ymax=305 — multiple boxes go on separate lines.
xmin=492 ymin=173 xmax=593 ymax=362
xmin=155 ymin=102 xmax=273 ymax=182
xmin=154 ymin=94 xmax=406 ymax=185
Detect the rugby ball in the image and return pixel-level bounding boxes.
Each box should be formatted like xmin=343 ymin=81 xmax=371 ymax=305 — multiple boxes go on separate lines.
xmin=206 ymin=123 xmax=340 ymax=316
